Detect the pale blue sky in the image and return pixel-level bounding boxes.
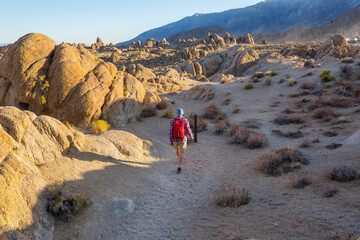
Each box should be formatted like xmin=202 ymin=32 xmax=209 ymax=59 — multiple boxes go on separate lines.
xmin=0 ymin=0 xmax=262 ymax=45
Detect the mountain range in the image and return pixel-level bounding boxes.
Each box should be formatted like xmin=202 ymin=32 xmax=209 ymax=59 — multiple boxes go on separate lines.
xmin=117 ymin=0 xmax=360 ymax=46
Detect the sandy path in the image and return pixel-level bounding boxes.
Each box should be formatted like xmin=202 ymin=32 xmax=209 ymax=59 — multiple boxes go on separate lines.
xmin=52 ymin=77 xmax=360 ymax=240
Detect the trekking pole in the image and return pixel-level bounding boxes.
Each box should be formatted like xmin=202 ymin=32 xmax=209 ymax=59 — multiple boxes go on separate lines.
xmin=194 ymin=114 xmax=198 ymax=143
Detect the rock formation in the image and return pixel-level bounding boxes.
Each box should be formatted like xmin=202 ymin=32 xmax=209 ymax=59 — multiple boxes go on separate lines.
xmin=0 ymin=33 xmax=151 ymax=127
xmin=0 ymin=106 xmax=152 ymax=238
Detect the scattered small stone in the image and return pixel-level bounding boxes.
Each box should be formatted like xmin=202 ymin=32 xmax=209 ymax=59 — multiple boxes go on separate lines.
xmin=112 ymin=198 xmax=135 ymax=216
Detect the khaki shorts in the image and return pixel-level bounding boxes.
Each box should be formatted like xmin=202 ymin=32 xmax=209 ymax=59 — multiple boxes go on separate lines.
xmin=172 ymin=141 xmax=187 ymax=152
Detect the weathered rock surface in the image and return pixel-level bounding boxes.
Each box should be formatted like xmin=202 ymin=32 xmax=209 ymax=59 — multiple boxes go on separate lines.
xmin=0 ymin=106 xmax=152 ymax=239
xmin=182 ymin=85 xmax=215 ymax=100
xmin=0 ymin=34 xmax=151 ymax=127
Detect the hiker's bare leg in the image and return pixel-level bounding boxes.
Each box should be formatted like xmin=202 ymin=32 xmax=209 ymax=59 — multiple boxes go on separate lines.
xmin=176 ymin=148 xmax=179 ymax=157
xmin=178 ymin=151 xmax=183 ymax=168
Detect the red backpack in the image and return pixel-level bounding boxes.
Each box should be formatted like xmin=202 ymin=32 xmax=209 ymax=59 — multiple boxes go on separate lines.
xmin=173 ymin=118 xmax=185 ymax=140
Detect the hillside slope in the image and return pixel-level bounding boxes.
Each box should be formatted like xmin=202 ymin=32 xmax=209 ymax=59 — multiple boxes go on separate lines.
xmin=117 ymin=0 xmax=360 ymax=45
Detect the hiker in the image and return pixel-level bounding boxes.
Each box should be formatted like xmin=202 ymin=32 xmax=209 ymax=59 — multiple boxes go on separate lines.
xmin=169 ymin=108 xmax=194 ymax=174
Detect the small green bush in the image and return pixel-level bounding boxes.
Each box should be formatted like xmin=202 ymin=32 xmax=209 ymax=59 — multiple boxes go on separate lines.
xmin=40 ymin=95 xmax=46 ymax=105
xmin=163 ymin=107 xmax=174 ymax=119
xmin=266 ymin=71 xmax=277 ymax=76
xmin=244 ymin=83 xmax=253 ymax=89
xmin=319 ymin=70 xmax=336 ymax=82
xmin=91 ymin=120 xmax=110 ymax=133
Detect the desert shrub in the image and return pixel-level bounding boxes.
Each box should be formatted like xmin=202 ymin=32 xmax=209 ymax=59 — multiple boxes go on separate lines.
xmin=299 ymin=138 xmax=311 ymax=148
xmin=354 ymin=87 xmax=360 ymax=98
xmin=319 ymin=96 xmax=352 ymax=108
xmin=141 ymin=107 xmax=157 ymax=118
xmin=289 ymin=171 xmax=312 ymax=189
xmin=163 ymin=107 xmax=174 ymax=119
xmin=300 ymin=82 xmax=314 ymax=90
xmin=304 ymin=59 xmax=315 ymax=68
xmin=253 ymin=72 xmax=265 ymax=78
xmin=202 ymin=104 xmax=226 ymax=122
xmin=340 ymin=65 xmax=353 ymax=80
xmin=287 ymin=78 xmax=297 ymax=86
xmin=233 ymin=104 xmax=241 ymax=113
xmin=189 ymin=114 xmax=208 ymax=132
xmin=323 ymin=188 xmax=339 ymax=198
xmin=258 ymin=148 xmax=309 ymax=176
xmin=272 ymin=130 xmax=303 ymax=139
xmin=326 ymin=143 xmax=342 ymax=150
xmin=274 ymin=114 xmax=305 ymax=125
xmin=302 ymin=71 xmax=314 ymax=77
xmin=213 ymin=186 xmax=250 ymax=208
xmin=222 ymin=98 xmax=231 ymax=105
xmin=229 ymin=125 xmax=250 ymax=144
xmin=246 ymin=133 xmax=268 ymax=149
xmin=328 ymin=166 xmax=359 ymax=182
xmin=341 ymin=57 xmax=354 ymax=64
xmin=91 ymin=120 xmax=110 ymax=133
xmin=289 ymin=92 xmax=300 ymax=98
xmin=214 ymin=121 xmax=227 ymax=135
xmin=47 ymin=186 xmax=92 ymax=221
xmin=313 ymin=107 xmax=337 ymax=121
xmin=279 ymin=79 xmax=285 ymax=84
xmin=319 ymin=70 xmax=336 ymax=82
xmin=244 ymin=83 xmax=253 ymax=89
xmin=266 ymin=71 xmax=277 ymax=76
xmin=39 ymin=95 xmax=46 ymax=105
xmin=156 ymin=99 xmax=168 ymax=110
xmin=264 ymin=78 xmax=272 ymax=86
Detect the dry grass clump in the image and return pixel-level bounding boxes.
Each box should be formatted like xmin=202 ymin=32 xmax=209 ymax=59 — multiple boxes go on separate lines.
xmin=341 ymin=57 xmax=354 ymax=63
xmin=274 ymin=114 xmax=305 ymax=125
xmin=287 ymin=78 xmax=297 ymax=86
xmin=289 ymin=171 xmax=312 ymax=189
xmin=300 ymin=82 xmax=314 ymax=90
xmin=289 ymin=92 xmax=300 ymax=98
xmin=91 ymin=120 xmax=110 ymax=133
xmin=47 ymin=186 xmax=92 ymax=221
xmin=233 ymin=104 xmax=241 ymax=113
xmin=264 ymin=78 xmax=272 ymax=86
xmin=258 ymin=148 xmax=309 ymax=176
xmin=246 ymin=133 xmax=268 ymax=149
xmin=313 ymin=107 xmax=337 ymax=121
xmin=202 ymin=104 xmax=226 ymax=122
xmin=328 ymin=166 xmax=359 ymax=182
xmin=323 ymin=188 xmax=339 ymax=198
xmin=156 ymin=99 xmax=168 ymax=110
xmin=229 ymin=125 xmax=250 ymax=144
xmin=141 ymin=107 xmax=157 ymax=118
xmin=354 ymin=87 xmax=360 ymax=98
xmin=299 ymin=138 xmax=311 ymax=148
xmin=272 ymin=130 xmax=303 ymax=139
xmin=189 ymin=114 xmax=208 ymax=132
xmin=213 ymin=186 xmax=250 ymax=208
xmin=321 ymin=97 xmax=352 ymax=108
xmin=214 ymin=121 xmax=227 ymax=135
xmin=340 ymin=65 xmax=353 ymax=80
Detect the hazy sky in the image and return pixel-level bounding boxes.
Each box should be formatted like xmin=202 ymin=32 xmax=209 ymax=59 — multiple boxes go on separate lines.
xmin=0 ymin=0 xmax=263 ymax=45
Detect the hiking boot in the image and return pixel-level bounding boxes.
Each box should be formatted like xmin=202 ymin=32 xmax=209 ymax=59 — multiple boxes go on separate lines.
xmin=177 ymin=167 xmax=182 ymax=174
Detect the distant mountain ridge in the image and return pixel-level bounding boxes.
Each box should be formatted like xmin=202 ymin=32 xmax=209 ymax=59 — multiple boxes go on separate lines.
xmin=167 ymin=25 xmax=229 ymax=43
xmin=116 ymin=0 xmax=360 ymax=46
xmin=255 ymin=4 xmax=360 ymax=42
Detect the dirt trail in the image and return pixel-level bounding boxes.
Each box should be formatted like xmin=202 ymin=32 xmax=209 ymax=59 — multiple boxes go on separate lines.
xmin=53 ymin=82 xmax=360 ymax=240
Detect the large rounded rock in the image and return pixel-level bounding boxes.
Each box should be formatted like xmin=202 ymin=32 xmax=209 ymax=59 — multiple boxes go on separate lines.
xmin=0 ymin=33 xmax=56 ymax=105
xmin=47 ymin=43 xmax=98 ymax=112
